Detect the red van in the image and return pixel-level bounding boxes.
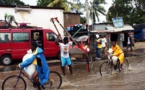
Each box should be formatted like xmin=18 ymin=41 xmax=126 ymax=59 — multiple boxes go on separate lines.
xmin=0 ymin=27 xmax=60 ymax=65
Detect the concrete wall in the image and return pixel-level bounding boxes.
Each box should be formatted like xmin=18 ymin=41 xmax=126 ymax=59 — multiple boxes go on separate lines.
xmin=0 ymin=6 xmax=64 ymax=36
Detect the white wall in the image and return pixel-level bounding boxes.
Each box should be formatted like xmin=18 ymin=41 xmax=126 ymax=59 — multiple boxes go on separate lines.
xmin=0 ymin=7 xmax=64 ymax=36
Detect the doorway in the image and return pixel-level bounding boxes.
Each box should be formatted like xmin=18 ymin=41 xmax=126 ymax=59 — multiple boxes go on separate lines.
xmin=31 ymin=30 xmax=44 ymax=49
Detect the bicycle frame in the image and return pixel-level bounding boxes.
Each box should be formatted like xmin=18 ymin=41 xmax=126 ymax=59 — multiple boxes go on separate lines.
xmin=14 ymin=69 xmax=35 ymax=88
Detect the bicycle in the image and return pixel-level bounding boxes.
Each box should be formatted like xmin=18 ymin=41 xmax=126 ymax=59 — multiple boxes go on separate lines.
xmin=2 ymin=68 xmax=62 ymax=90
xmin=99 ymin=57 xmax=129 ymax=76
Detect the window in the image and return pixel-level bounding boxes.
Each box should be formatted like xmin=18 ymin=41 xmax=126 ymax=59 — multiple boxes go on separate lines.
xmin=0 ymin=33 xmax=11 ymax=43
xmin=46 ymin=33 xmax=56 ymax=41
xmin=13 ymin=32 xmax=29 ymax=42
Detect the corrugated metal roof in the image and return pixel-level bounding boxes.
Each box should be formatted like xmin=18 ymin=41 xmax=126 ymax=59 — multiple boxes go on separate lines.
xmin=90 ymin=25 xmax=134 ymax=33
xmin=106 ymin=25 xmax=134 ymax=31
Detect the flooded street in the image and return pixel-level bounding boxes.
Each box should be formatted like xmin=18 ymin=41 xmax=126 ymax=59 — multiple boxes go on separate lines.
xmin=0 ymin=42 xmax=145 ymax=90
xmin=60 ymin=55 xmax=145 ymax=90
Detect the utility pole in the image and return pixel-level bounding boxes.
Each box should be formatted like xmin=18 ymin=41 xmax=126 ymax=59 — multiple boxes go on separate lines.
xmin=86 ymin=0 xmax=89 ymax=24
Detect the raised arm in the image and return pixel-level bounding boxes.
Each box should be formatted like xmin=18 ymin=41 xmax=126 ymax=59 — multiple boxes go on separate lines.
xmin=55 ymin=34 xmax=62 ymax=45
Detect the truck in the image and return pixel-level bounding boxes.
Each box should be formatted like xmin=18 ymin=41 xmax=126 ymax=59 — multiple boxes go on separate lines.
xmin=132 ymin=24 xmax=145 ymax=41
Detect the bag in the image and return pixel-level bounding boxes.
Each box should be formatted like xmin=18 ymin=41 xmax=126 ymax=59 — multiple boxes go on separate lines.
xmin=22 ymin=50 xmax=36 ymax=78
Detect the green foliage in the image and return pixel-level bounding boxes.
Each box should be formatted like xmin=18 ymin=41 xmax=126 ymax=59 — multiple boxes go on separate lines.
xmin=47 ymin=0 xmax=84 ymax=12
xmin=107 ymin=0 xmax=145 ymax=25
xmin=0 ymin=0 xmax=24 ymax=5
xmin=37 ymin=0 xmax=51 ymax=6
xmin=89 ymin=0 xmax=106 ymax=24
xmin=47 ymin=0 xmax=70 ymax=12
xmin=37 ymin=0 xmax=84 ymax=12
xmin=80 ymin=16 xmax=86 ymax=24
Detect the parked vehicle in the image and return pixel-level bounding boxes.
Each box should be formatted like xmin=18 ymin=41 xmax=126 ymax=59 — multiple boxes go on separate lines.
xmin=0 ymin=27 xmax=60 ymax=65
xmin=133 ymin=29 xmax=145 ymax=41
xmin=132 ymin=24 xmax=145 ymax=41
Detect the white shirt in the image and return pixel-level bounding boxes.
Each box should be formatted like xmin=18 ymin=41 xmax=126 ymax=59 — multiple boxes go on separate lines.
xmin=127 ymin=37 xmax=130 ymax=44
xmin=59 ymin=42 xmax=72 ymax=58
xmin=101 ymin=38 xmax=107 ymax=47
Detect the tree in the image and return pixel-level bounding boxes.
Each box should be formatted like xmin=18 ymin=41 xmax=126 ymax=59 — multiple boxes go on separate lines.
xmin=106 ymin=0 xmax=145 ymax=25
xmin=48 ymin=0 xmax=70 ymax=12
xmin=37 ymin=0 xmax=51 ymax=6
xmin=47 ymin=0 xmax=84 ymax=12
xmin=37 ymin=0 xmax=84 ymax=12
xmin=80 ymin=16 xmax=86 ymax=24
xmin=89 ymin=0 xmax=106 ymax=24
xmin=107 ymin=0 xmax=132 ymax=23
xmin=0 ymin=0 xmax=25 ymax=5
xmin=133 ymin=0 xmax=145 ymax=11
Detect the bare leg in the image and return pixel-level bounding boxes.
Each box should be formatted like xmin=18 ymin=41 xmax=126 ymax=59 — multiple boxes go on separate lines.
xmin=31 ymin=71 xmax=41 ymax=90
xmin=61 ymin=66 xmax=65 ymax=76
xmin=68 ymin=65 xmax=73 ymax=75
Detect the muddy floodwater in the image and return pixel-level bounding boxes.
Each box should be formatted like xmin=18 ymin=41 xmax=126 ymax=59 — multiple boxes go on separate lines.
xmin=0 ymin=42 xmax=145 ymax=90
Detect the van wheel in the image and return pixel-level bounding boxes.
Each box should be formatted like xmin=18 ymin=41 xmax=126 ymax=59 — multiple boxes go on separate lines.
xmin=1 ymin=55 xmax=12 ymax=65
xmin=57 ymin=51 xmax=61 ymax=60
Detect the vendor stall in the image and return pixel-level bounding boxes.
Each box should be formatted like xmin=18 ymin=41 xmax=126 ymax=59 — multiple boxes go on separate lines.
xmin=90 ymin=24 xmax=134 ymax=51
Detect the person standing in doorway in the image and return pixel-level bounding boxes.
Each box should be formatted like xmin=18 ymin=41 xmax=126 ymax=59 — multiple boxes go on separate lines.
xmin=34 ymin=33 xmax=42 ymax=48
xmin=95 ymin=34 xmax=102 ymax=60
xmin=126 ymin=34 xmax=133 ymax=51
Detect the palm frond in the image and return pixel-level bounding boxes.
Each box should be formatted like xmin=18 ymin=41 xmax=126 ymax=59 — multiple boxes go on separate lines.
xmin=94 ymin=7 xmax=106 ymax=15
xmin=94 ymin=9 xmax=100 ymax=22
xmin=47 ymin=0 xmax=60 ymax=7
xmin=66 ymin=1 xmax=84 ymax=10
xmin=60 ymin=2 xmax=70 ymax=12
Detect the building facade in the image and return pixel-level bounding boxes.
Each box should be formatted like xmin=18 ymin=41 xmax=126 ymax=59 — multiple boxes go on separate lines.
xmin=0 ymin=5 xmax=64 ymax=36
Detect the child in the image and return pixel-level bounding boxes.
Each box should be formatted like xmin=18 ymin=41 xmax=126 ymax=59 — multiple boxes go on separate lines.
xmin=56 ymin=36 xmax=73 ymax=76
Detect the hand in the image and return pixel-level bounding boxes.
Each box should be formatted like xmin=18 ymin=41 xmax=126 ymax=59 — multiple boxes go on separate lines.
xmin=58 ymin=34 xmax=61 ymax=37
xmin=17 ymin=64 xmax=21 ymax=70
xmin=110 ymin=55 xmax=114 ymax=59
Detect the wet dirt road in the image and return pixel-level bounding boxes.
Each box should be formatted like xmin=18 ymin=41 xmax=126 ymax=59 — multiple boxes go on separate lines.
xmin=0 ymin=42 xmax=145 ymax=90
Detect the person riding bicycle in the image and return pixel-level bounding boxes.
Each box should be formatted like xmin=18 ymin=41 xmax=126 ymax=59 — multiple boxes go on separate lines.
xmin=110 ymin=41 xmax=124 ymax=69
xmin=18 ymin=41 xmax=50 ymax=89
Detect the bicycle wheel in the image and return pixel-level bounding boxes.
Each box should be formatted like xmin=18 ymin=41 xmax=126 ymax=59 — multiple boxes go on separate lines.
xmin=99 ymin=61 xmax=112 ymax=76
xmin=2 ymin=75 xmax=26 ymax=90
xmin=42 ymin=71 xmax=62 ymax=89
xmin=122 ymin=59 xmax=129 ymax=71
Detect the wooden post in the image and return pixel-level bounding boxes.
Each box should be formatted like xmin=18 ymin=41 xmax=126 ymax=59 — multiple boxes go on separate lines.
xmin=50 ymin=18 xmax=62 ymax=40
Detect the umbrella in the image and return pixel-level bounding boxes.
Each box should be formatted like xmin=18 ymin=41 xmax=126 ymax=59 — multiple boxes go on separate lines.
xmin=76 ymin=35 xmax=89 ymax=41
